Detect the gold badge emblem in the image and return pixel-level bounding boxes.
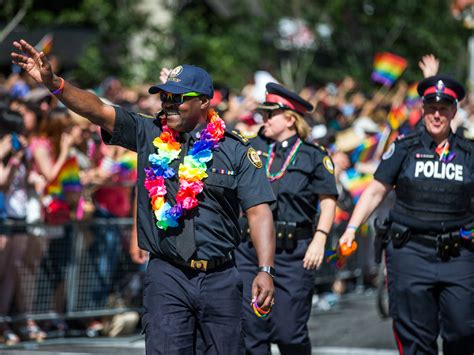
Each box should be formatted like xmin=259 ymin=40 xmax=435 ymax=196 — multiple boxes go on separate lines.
xmin=247 ymin=147 xmax=262 ymax=168
xmin=323 ymin=156 xmax=334 ymax=174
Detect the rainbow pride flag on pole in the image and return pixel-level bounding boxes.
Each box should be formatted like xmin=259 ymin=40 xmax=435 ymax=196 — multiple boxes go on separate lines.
xmin=342 ymin=168 xmax=373 ymax=202
xmin=371 ymin=52 xmax=407 ymax=87
xmin=405 ymin=82 xmax=420 ymax=106
xmin=46 ymin=156 xmax=81 ymax=197
xmin=349 ymin=134 xmax=380 ymax=164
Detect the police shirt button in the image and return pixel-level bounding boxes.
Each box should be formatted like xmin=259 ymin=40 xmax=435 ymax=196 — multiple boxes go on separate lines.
xmin=454 ymin=243 xmax=459 ymax=248
xmin=288 ymin=233 xmax=293 ymax=239
xmin=445 ymin=245 xmax=449 ymax=250
xmin=247 ymin=228 xmax=250 ymax=233
xmin=277 ymin=233 xmax=283 ymax=238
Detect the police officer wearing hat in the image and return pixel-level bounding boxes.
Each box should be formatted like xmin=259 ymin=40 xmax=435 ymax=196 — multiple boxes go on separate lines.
xmin=236 ymin=83 xmax=337 ymax=355
xmin=340 ymin=75 xmax=474 ymax=355
xmin=12 ymin=40 xmax=277 ymax=355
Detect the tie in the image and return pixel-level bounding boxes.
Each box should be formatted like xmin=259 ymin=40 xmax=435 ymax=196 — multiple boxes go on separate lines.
xmin=175 ymin=132 xmax=197 ymax=261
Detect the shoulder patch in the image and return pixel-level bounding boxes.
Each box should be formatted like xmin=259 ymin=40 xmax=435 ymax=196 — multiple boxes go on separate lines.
xmin=225 ymin=130 xmax=250 ymax=145
xmin=247 ymin=147 xmax=262 ymax=168
xmin=323 ymin=156 xmax=334 ymax=174
xmin=138 ymin=113 xmax=155 ymax=119
xmin=382 ymin=143 xmax=396 ymax=160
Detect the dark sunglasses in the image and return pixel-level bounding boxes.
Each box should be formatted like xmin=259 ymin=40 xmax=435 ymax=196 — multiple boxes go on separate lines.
xmin=160 ymin=91 xmax=201 ymax=105
xmin=260 ymin=108 xmax=285 ymax=120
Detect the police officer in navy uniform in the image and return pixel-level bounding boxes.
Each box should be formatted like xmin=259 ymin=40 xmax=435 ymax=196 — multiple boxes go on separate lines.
xmin=236 ymin=83 xmax=337 ymax=355
xmin=12 ymin=40 xmax=277 ymax=355
xmin=340 ymin=75 xmax=474 ymax=355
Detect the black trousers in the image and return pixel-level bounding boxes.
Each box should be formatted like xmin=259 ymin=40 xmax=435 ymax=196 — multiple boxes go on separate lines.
xmin=235 ymin=239 xmax=314 ymax=355
xmin=386 ymin=240 xmax=474 ymax=355
xmin=142 ymin=257 xmax=245 ymax=355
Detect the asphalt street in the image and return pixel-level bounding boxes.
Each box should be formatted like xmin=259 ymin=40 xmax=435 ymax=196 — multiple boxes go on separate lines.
xmin=0 ymin=292 xmax=400 ymax=355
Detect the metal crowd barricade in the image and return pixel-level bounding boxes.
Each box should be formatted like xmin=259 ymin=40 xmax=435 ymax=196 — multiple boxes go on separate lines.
xmin=0 ymin=218 xmax=144 ymax=323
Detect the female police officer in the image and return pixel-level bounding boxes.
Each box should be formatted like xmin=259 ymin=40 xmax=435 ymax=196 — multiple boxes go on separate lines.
xmin=340 ymin=75 xmax=474 ymax=355
xmin=236 ymin=83 xmax=337 ymax=355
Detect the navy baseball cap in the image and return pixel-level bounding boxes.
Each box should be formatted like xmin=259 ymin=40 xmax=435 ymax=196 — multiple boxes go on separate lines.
xmin=417 ymin=75 xmax=465 ymax=105
xmin=149 ymin=64 xmax=214 ymax=97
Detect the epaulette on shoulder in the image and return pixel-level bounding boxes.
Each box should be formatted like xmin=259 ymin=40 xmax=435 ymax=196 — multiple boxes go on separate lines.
xmin=304 ymin=140 xmax=328 ymax=154
xmin=138 ymin=113 xmax=155 ymax=119
xmin=226 ymin=129 xmax=250 ymax=145
xmin=457 ymin=135 xmax=473 ymax=153
xmin=395 ymin=131 xmax=421 ymax=147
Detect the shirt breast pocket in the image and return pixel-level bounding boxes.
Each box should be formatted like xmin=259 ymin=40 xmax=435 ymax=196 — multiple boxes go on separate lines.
xmin=205 ymin=172 xmax=237 ymax=191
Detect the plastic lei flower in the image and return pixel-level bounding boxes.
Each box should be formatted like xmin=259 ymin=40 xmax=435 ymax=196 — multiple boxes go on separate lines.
xmin=144 ymin=109 xmax=226 ymax=230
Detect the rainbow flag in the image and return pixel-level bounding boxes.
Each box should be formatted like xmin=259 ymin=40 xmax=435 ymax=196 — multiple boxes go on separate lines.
xmin=371 ymin=52 xmax=407 ymax=87
xmin=342 ymin=168 xmax=373 ymax=202
xmin=35 ymin=33 xmax=54 ymax=55
xmin=405 ymin=82 xmax=420 ymax=106
xmin=387 ymin=105 xmax=408 ymax=130
xmin=349 ymin=134 xmax=380 ymax=164
xmin=46 ymin=156 xmax=81 ymax=197
xmin=114 ymin=152 xmax=137 ymax=181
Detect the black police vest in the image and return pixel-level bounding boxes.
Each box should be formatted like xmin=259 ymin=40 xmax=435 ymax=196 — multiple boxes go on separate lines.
xmin=391 ymin=137 xmax=473 ymax=232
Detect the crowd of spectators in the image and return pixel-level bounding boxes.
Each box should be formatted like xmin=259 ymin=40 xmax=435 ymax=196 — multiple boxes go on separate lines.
xmin=1 ymin=55 xmax=473 ymax=346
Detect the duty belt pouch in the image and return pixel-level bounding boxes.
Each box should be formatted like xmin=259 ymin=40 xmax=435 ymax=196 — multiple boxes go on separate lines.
xmin=437 ymin=233 xmax=460 ymax=260
xmin=275 ymin=221 xmax=286 ymax=250
xmin=387 ymin=221 xmax=410 ymax=249
xmin=285 ymin=222 xmax=297 ymax=251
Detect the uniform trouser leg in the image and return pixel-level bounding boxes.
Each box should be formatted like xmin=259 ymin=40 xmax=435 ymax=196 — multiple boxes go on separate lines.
xmin=386 ymin=242 xmax=439 ymax=355
xmin=236 ymin=239 xmax=314 ymax=355
xmin=438 ymin=247 xmax=474 ymax=355
xmin=235 ymin=241 xmax=272 ymax=355
xmin=142 ymin=257 xmax=245 ymax=355
xmin=386 ymin=241 xmax=474 ymax=355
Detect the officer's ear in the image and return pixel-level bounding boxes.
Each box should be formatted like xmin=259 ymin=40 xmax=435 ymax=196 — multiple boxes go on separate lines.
xmin=284 ymin=111 xmax=297 ymax=129
xmin=200 ymin=96 xmax=210 ymax=110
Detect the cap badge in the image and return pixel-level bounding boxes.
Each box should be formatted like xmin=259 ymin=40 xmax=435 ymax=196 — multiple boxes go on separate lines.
xmin=167 ymin=66 xmax=183 ymax=83
xmin=436 ymin=80 xmax=445 ymax=94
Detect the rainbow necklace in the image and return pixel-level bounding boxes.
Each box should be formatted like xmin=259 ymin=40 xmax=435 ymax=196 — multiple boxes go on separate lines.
xmin=265 ymin=138 xmax=302 ymax=182
xmin=144 ymin=109 xmax=225 ymax=230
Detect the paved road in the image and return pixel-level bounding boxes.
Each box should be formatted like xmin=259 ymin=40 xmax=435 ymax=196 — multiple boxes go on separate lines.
xmin=0 ymin=292 xmax=398 ymax=355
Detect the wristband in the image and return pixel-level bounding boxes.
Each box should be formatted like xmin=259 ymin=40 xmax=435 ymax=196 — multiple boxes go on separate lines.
xmin=50 ymin=77 xmax=65 ymax=95
xmin=315 ymin=229 xmax=329 ymax=237
xmin=346 ymin=224 xmax=358 ymax=232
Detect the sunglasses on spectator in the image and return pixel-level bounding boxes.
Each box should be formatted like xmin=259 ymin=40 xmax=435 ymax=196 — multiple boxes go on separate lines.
xmin=160 ymin=91 xmax=201 ymax=105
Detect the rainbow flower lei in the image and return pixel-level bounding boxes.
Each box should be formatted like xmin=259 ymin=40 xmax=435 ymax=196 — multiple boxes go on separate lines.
xmin=144 ymin=109 xmax=226 ymax=230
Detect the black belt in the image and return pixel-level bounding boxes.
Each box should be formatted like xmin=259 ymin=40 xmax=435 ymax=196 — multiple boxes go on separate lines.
xmin=410 ymin=233 xmax=473 ymax=249
xmin=158 ymin=253 xmax=234 ymax=272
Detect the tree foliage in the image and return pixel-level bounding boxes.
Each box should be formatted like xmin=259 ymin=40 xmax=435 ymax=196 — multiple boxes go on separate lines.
xmin=169 ymin=0 xmax=471 ymax=90
xmin=2 ymin=0 xmax=471 ymax=89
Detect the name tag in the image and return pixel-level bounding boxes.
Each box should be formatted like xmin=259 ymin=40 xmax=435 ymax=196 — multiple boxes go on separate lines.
xmin=414 ymin=161 xmax=463 ymax=181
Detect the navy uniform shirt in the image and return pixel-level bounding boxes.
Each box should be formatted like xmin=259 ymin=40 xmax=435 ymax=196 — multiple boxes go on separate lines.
xmin=101 ymin=107 xmax=275 ymax=260
xmin=250 ymin=133 xmax=338 ymax=227
xmin=375 ymin=128 xmax=473 ymax=232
